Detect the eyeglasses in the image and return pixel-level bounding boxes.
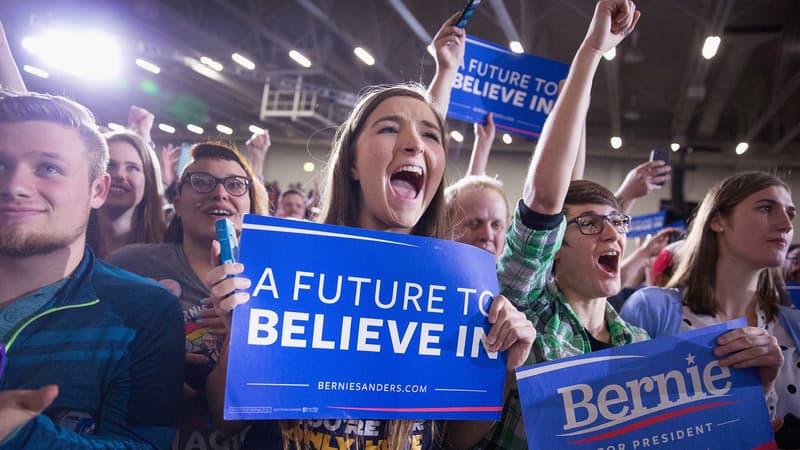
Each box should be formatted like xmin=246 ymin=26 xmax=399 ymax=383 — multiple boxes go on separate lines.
xmin=180 ymin=172 xmax=250 ymax=197
xmin=567 ymin=213 xmax=632 ymax=235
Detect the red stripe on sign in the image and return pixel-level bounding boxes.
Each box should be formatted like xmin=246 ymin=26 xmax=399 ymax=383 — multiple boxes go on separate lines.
xmin=327 ymin=406 xmax=502 ymax=413
xmin=752 ymin=440 xmax=777 ymax=450
xmin=494 ymin=123 xmax=541 ymax=138
xmin=569 ymin=401 xmax=737 ymax=444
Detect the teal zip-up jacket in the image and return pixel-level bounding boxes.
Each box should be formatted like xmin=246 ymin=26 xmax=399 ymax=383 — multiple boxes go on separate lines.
xmin=0 ymin=248 xmax=184 ymax=449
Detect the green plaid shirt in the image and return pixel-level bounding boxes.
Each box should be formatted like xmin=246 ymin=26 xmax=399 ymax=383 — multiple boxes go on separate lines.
xmin=471 ymin=206 xmax=649 ymax=450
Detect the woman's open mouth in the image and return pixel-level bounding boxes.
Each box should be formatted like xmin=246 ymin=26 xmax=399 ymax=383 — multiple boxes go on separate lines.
xmin=389 ymin=165 xmax=424 ymax=200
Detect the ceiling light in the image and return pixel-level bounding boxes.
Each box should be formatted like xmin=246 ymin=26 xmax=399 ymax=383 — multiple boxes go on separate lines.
xmin=450 ymin=130 xmax=464 ymax=143
xmin=502 ymin=133 xmax=512 ymax=144
xmin=603 ymin=47 xmax=616 ymax=61
xmin=426 ymin=44 xmax=436 ymax=58
xmin=353 ymin=47 xmax=375 ymax=66
xmin=187 ymin=124 xmax=204 ymax=135
xmin=249 ymin=125 xmax=265 ymax=135
xmin=702 ymin=36 xmax=721 ymax=60
xmin=216 ymin=124 xmax=233 ymax=135
xmin=610 ymin=136 xmax=622 ymax=149
xmin=107 ymin=122 xmax=125 ymax=132
xmin=200 ymin=56 xmax=223 ymax=71
xmin=21 ymin=30 xmax=121 ymax=81
xmin=670 ymin=142 xmax=680 ymax=152
xmin=509 ymin=41 xmax=524 ymax=54
xmin=231 ymin=53 xmax=255 ymax=70
xmin=735 ymin=142 xmax=749 ymax=155
xmin=188 ymin=59 xmax=220 ymax=80
xmin=135 ymin=58 xmax=160 ymax=74
xmin=303 ymin=162 xmax=315 ymax=173
xmin=289 ymin=50 xmax=312 ymax=68
xmin=158 ymin=123 xmax=175 ymax=134
xmin=22 ymin=65 xmax=48 ymax=78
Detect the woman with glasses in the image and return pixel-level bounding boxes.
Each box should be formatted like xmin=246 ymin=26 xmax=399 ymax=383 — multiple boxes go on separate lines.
xmin=475 ymin=2 xmax=781 ymax=446
xmin=107 ymin=141 xmax=269 ymax=450
xmin=620 ymin=171 xmax=798 ymax=446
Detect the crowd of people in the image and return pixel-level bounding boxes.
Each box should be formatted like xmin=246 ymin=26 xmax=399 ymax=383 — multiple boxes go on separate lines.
xmin=0 ymin=0 xmax=797 ymax=449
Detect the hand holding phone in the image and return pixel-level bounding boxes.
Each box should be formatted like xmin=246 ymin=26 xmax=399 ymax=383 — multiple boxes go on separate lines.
xmin=649 ymin=148 xmax=670 ymax=187
xmin=452 ymin=0 xmax=482 ymax=28
xmin=215 ymin=218 xmax=239 ymax=266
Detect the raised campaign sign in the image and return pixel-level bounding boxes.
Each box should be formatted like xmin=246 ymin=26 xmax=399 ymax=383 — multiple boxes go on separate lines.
xmin=447 ymin=35 xmax=569 ymax=139
xmin=516 ymin=319 xmax=776 ymax=450
xmin=224 ymin=215 xmax=506 ymax=420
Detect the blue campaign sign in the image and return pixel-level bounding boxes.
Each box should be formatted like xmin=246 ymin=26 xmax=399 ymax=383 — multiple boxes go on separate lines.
xmin=628 ymin=211 xmax=667 ymax=238
xmin=516 ymin=319 xmax=776 ymax=450
xmin=787 ymin=282 xmax=800 ymax=309
xmin=447 ymin=35 xmax=569 ymax=139
xmin=224 ymin=215 xmax=506 ymax=420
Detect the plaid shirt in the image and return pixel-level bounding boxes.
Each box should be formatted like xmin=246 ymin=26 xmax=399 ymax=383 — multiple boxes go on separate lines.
xmin=471 ymin=205 xmax=649 ymax=450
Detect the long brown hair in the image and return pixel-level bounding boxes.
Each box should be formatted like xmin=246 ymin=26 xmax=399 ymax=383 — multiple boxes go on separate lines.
xmin=87 ymin=131 xmax=166 ymax=252
xmin=318 ymin=83 xmax=449 ymax=240
xmin=667 ymin=171 xmax=791 ymax=321
xmin=165 ymin=141 xmax=268 ymax=243
xmin=286 ymin=84 xmax=447 ymax=449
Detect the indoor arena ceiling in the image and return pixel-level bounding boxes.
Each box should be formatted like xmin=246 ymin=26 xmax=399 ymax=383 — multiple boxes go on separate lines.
xmin=2 ymin=0 xmax=800 ymax=165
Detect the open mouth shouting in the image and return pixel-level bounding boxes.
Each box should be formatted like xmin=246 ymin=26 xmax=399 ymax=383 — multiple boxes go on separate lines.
xmin=597 ymin=250 xmax=620 ymax=275
xmin=389 ymin=165 xmax=424 ymax=200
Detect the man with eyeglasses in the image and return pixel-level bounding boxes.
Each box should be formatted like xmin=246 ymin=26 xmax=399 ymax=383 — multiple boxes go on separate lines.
xmin=0 ymin=89 xmax=184 ymax=448
xmin=107 ymin=142 xmax=268 ymax=450
xmin=470 ymin=2 xmax=648 ymax=447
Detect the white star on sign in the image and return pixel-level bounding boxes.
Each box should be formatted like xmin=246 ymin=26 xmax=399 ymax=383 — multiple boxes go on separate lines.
xmin=685 ymin=353 xmax=696 ymax=366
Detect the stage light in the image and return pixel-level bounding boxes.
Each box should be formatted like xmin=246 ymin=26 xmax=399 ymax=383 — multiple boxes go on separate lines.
xmin=502 ymin=133 xmax=513 ymax=144
xmin=303 ymin=162 xmax=315 ymax=173
xmin=158 ymin=123 xmax=176 ymax=134
xmin=21 ymin=30 xmax=122 ymax=81
xmin=135 ymin=58 xmax=160 ymax=74
xmin=200 ymin=56 xmax=223 ymax=72
xmin=232 ymin=53 xmax=255 ymax=70
xmin=216 ymin=124 xmax=233 ymax=135
xmin=450 ymin=130 xmax=464 ymax=143
xmin=603 ymin=47 xmax=616 ymax=61
xmin=509 ymin=41 xmax=524 ymax=54
xmin=289 ymin=50 xmax=312 ymax=68
xmin=354 ymin=47 xmax=375 ymax=66
xmin=670 ymin=142 xmax=680 ymax=152
xmin=187 ymin=124 xmax=204 ymax=135
xmin=702 ymin=36 xmax=721 ymax=60
xmin=23 ymin=65 xmax=48 ymax=78
xmin=249 ymin=125 xmax=265 ymax=135
xmin=735 ymin=142 xmax=749 ymax=155
xmin=610 ymin=136 xmax=622 ymax=149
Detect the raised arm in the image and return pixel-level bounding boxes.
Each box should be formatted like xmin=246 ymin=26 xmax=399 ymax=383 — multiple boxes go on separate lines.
xmin=615 ymin=160 xmax=671 ymax=214
xmin=524 ymin=0 xmax=639 ymax=214
xmin=427 ymin=12 xmax=466 ymax=118
xmin=0 ymin=21 xmax=26 ymax=93
xmin=467 ymin=113 xmax=495 ymax=176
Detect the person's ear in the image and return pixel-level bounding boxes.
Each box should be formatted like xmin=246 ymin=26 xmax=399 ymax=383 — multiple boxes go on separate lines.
xmin=710 ymin=214 xmax=725 ymax=233
xmin=90 ymin=173 xmax=110 ymax=209
xmin=350 ymin=164 xmax=359 ymax=181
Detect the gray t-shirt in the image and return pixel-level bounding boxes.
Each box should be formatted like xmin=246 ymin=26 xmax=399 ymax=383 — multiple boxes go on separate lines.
xmin=107 ymin=243 xmax=248 ymax=449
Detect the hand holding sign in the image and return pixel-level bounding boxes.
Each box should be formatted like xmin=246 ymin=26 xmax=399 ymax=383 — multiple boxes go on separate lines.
xmin=714 ymin=326 xmax=784 ymax=394
xmin=486 ymin=294 xmax=536 ymax=369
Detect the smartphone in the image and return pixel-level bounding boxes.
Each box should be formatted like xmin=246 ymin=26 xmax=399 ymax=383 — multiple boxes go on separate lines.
xmin=649 ymin=148 xmax=670 ymax=187
xmin=452 ymin=0 xmax=482 ymax=28
xmin=215 ymin=218 xmax=239 ymax=265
